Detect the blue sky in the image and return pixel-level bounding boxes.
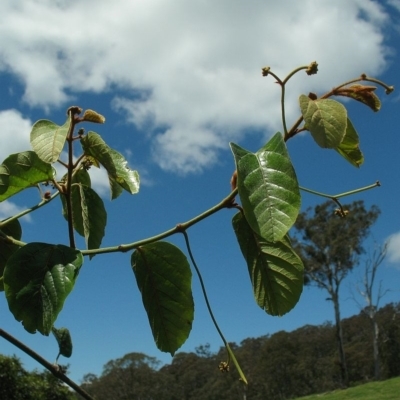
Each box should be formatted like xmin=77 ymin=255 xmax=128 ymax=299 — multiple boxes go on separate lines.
xmin=0 ymin=0 xmax=399 ymax=384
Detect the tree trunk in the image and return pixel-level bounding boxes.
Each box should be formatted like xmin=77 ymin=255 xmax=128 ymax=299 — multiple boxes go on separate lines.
xmin=371 ymin=313 xmax=380 ymax=380
xmin=332 ymin=292 xmax=348 ymax=387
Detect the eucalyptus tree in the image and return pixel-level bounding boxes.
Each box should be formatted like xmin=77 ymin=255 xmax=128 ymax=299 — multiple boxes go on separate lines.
xmin=293 ymin=200 xmax=380 ymax=386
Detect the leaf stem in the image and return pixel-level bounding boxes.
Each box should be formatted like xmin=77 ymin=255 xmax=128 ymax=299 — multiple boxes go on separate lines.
xmin=0 ymin=328 xmax=94 ymax=400
xmin=321 ymin=75 xmax=394 ymax=97
xmin=181 ymin=230 xmax=248 ymax=385
xmin=0 ymin=191 xmax=60 ymax=229
xmin=300 ymin=181 xmax=380 ymax=200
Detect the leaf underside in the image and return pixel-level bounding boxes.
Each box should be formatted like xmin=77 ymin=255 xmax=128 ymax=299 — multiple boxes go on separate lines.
xmin=61 ymin=181 xmax=107 ymax=257
xmin=299 ymin=95 xmax=347 ymax=149
xmin=0 ymin=151 xmax=54 ymax=202
xmin=131 ymin=242 xmax=194 ymax=356
xmin=232 ymin=212 xmax=303 ymax=316
xmin=81 ymin=132 xmax=140 ymax=199
xmin=4 ymin=243 xmax=83 ymax=335
xmin=335 ymin=118 xmax=364 ymax=167
xmin=30 ymin=117 xmax=71 ymax=163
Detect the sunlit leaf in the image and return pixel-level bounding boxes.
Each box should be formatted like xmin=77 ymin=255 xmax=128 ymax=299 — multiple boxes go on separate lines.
xmin=30 ymin=116 xmax=71 ymax=163
xmin=0 ymin=219 xmax=22 ymax=291
xmin=0 ymin=151 xmax=54 ymax=201
xmin=299 ymin=95 xmax=347 ymax=148
xmin=230 ymin=133 xmax=300 ymax=242
xmin=335 ymin=118 xmax=364 ymax=167
xmin=61 ymin=183 xmax=106 ymax=257
xmin=232 ymin=212 xmax=303 ymax=316
xmin=4 ymin=243 xmax=83 ymax=335
xmin=131 ymin=242 xmax=194 ymax=355
xmin=81 ymin=132 xmax=140 ymax=197
xmin=52 ymin=326 xmax=73 ymax=359
xmin=335 ymin=84 xmax=381 ymax=112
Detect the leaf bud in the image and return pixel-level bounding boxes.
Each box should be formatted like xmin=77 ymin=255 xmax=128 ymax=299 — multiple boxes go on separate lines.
xmin=385 ymin=86 xmax=394 ymax=95
xmin=306 ymin=61 xmax=318 ymax=75
xmin=66 ymin=106 xmax=82 ymax=116
xmin=261 ymin=66 xmax=271 ymax=77
xmin=219 ymin=361 xmax=230 ymax=372
xmin=82 ymin=109 xmax=106 ymax=124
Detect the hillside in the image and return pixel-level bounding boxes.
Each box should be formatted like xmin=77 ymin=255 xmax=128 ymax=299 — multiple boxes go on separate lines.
xmin=297 ymin=376 xmax=400 ymax=400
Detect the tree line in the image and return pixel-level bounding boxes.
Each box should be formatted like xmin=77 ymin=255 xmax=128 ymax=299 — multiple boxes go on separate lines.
xmin=78 ymin=302 xmax=400 ymax=400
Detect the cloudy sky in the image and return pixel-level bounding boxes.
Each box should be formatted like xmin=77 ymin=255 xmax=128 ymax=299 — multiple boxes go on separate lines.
xmin=0 ymin=0 xmax=399 ymax=384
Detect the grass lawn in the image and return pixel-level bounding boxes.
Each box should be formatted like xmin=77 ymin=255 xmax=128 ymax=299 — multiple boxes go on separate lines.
xmin=296 ymin=377 xmax=400 ymax=400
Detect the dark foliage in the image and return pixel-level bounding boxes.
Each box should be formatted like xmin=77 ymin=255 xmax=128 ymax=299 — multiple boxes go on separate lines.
xmin=79 ymin=303 xmax=400 ymax=400
xmin=0 ymin=354 xmax=74 ymax=400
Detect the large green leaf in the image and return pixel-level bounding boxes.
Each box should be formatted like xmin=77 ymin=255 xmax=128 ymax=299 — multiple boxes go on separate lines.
xmin=299 ymin=95 xmax=347 ymax=148
xmin=30 ymin=116 xmax=71 ymax=163
xmin=61 ymin=183 xmax=107 ymax=256
xmin=335 ymin=118 xmax=364 ymax=167
xmin=0 ymin=151 xmax=54 ymax=201
xmin=0 ymin=219 xmax=22 ymax=291
xmin=131 ymin=242 xmax=194 ymax=355
xmin=4 ymin=243 xmax=83 ymax=335
xmin=81 ymin=132 xmax=140 ymax=198
xmin=230 ymin=133 xmax=300 ymax=243
xmin=232 ymin=212 xmax=303 ymax=316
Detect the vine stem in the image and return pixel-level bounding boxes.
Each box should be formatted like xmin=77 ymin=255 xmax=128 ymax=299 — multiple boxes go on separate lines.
xmin=81 ymin=188 xmax=238 ymax=257
xmin=0 ymin=191 xmax=60 ymax=229
xmin=64 ymin=109 xmax=81 ymax=249
xmin=0 ymin=328 xmax=94 ymax=400
xmin=180 ymin=230 xmax=248 ymax=385
xmin=267 ymin=65 xmax=309 ymax=137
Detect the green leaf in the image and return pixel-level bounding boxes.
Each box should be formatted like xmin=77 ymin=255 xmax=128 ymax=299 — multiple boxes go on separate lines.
xmin=232 ymin=212 xmax=303 ymax=316
xmin=0 ymin=151 xmax=54 ymax=201
xmin=30 ymin=116 xmax=71 ymax=163
xmin=131 ymin=242 xmax=194 ymax=355
xmin=61 ymin=184 xmax=106 ymax=256
xmin=335 ymin=118 xmax=364 ymax=167
xmin=108 ymin=176 xmax=124 ymax=200
xmin=299 ymin=95 xmax=347 ymax=148
xmin=0 ymin=219 xmax=22 ymax=291
xmin=230 ymin=133 xmax=301 ymax=243
xmin=52 ymin=327 xmax=73 ymax=359
xmin=71 ymin=168 xmax=92 ymax=187
xmin=81 ymin=132 xmax=140 ymax=198
xmin=4 ymin=243 xmax=83 ymax=335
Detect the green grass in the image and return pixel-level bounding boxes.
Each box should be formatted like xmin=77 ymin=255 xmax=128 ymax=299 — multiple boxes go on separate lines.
xmin=296 ymin=377 xmax=400 ymax=400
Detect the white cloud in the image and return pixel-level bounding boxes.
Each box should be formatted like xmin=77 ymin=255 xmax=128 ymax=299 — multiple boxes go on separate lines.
xmin=0 ymin=201 xmax=32 ymax=223
xmin=0 ymin=0 xmax=393 ymax=174
xmin=0 ymin=109 xmax=32 ymax=162
xmin=387 ymin=232 xmax=400 ymax=264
